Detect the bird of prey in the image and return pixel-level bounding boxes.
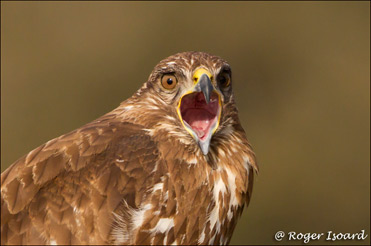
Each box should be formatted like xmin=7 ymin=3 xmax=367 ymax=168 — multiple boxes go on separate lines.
xmin=1 ymin=51 xmax=258 ymax=245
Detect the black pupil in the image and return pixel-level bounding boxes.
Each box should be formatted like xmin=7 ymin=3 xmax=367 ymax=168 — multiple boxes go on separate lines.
xmin=220 ymin=76 xmax=227 ymax=84
xmin=167 ymin=78 xmax=173 ymax=85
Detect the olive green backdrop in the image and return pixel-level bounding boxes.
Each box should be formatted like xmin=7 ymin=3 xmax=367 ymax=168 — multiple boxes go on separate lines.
xmin=1 ymin=1 xmax=370 ymax=245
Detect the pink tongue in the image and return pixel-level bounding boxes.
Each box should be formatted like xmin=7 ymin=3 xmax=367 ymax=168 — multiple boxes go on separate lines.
xmin=191 ymin=119 xmax=209 ymax=139
xmin=184 ymin=109 xmax=212 ymax=140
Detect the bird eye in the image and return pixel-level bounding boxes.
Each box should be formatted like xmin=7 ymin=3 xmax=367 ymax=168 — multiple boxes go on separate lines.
xmin=218 ymin=72 xmax=231 ymax=88
xmin=161 ymin=74 xmax=178 ymax=90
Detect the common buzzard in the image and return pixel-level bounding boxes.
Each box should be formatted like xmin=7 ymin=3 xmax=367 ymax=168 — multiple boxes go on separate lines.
xmin=1 ymin=51 xmax=258 ymax=245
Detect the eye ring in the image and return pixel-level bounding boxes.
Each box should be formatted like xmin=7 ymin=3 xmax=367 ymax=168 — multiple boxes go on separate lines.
xmin=218 ymin=72 xmax=231 ymax=88
xmin=161 ymin=74 xmax=178 ymax=90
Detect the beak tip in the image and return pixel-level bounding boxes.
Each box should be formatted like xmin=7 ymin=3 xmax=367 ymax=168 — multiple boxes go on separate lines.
xmin=204 ymin=94 xmax=210 ymax=104
xmin=199 ymin=140 xmax=210 ymax=155
xmin=201 ymin=148 xmax=209 ymax=156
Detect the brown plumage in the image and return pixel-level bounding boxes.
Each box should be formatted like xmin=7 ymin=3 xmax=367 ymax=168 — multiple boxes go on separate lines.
xmin=1 ymin=51 xmax=258 ymax=245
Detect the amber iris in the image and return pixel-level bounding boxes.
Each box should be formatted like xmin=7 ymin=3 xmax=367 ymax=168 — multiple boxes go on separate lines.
xmin=161 ymin=74 xmax=178 ymax=90
xmin=218 ymin=72 xmax=231 ymax=88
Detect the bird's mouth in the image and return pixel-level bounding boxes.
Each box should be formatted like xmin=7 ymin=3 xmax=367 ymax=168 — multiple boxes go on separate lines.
xmin=177 ymin=69 xmax=222 ymax=155
xmin=180 ymin=92 xmax=220 ymax=141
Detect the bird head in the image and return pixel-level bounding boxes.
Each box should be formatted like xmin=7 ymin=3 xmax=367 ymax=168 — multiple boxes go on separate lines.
xmin=142 ymin=52 xmax=236 ymax=156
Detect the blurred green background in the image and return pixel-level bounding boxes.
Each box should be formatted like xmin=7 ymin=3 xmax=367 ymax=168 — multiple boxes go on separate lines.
xmin=1 ymin=2 xmax=370 ymax=245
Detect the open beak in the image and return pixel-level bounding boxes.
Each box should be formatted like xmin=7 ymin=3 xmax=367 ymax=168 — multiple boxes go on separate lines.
xmin=177 ymin=69 xmax=222 ymax=155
